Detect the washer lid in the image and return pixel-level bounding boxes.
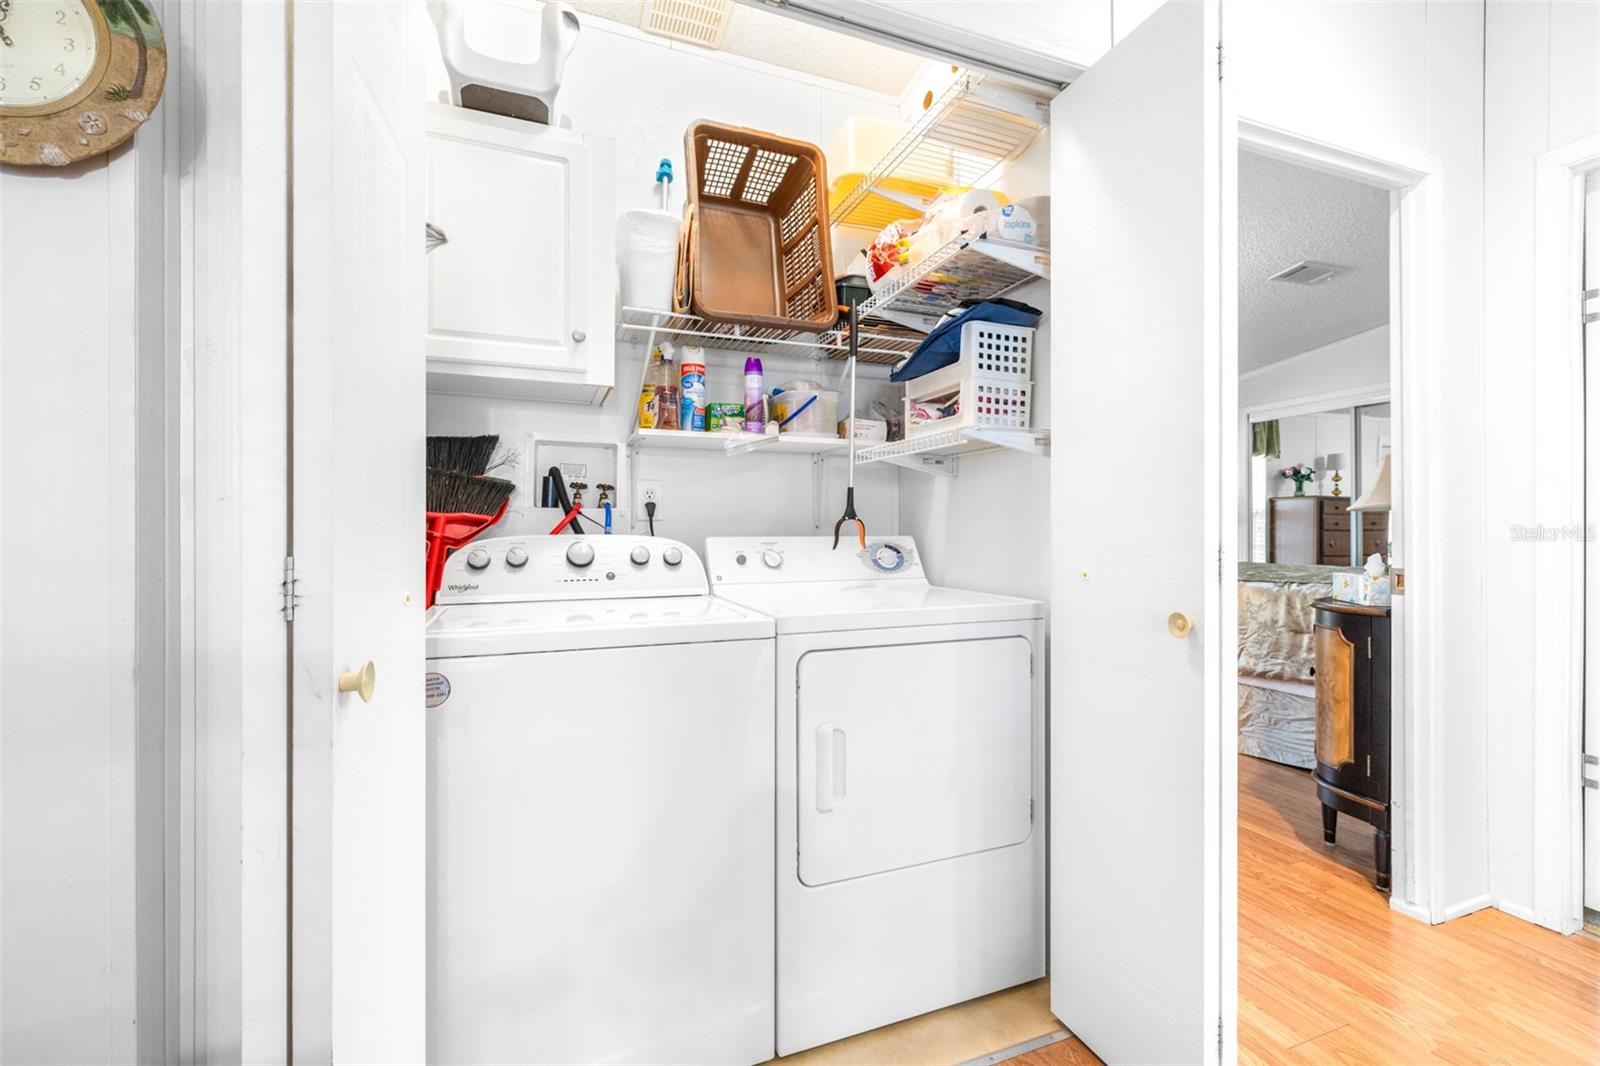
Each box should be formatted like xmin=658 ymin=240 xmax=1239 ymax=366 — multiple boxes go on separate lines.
xmin=713 ymin=581 xmax=1043 ymax=634
xmin=426 ymin=595 xmax=773 ymax=657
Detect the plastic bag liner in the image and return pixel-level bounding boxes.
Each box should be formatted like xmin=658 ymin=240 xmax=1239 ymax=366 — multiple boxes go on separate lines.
xmin=889 ymin=297 xmax=1043 ymax=382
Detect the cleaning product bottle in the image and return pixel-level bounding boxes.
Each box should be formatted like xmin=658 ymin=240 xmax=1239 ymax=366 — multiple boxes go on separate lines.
xmin=656 ymin=342 xmax=680 ymax=430
xmin=680 ymin=347 xmax=707 ymax=432
xmin=742 ymin=356 xmax=765 ymax=433
xmin=638 ymin=345 xmax=663 ymax=429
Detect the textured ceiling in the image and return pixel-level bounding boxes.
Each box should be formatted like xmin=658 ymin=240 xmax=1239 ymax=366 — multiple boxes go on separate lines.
xmin=567 ymin=1 xmax=926 ymax=95
xmin=1238 ymin=150 xmax=1390 ymax=372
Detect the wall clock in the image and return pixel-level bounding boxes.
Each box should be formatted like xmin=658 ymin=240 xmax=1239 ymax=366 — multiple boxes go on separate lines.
xmin=0 ymin=0 xmax=166 ymax=168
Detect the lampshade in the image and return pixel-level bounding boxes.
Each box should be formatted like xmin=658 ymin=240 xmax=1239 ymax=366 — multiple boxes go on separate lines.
xmin=1350 ymin=454 xmax=1392 ymax=512
xmin=1325 ymin=452 xmax=1347 ymax=470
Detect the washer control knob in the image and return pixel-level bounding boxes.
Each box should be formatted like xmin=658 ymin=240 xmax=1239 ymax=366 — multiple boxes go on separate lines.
xmin=662 ymin=546 xmax=684 ymax=567
xmin=630 ymin=546 xmax=651 ymax=566
xmin=565 ymin=542 xmax=595 ymax=568
xmin=466 ymin=549 xmax=491 ymax=570
xmin=761 ymin=549 xmax=783 ymax=569
xmin=505 ymin=546 xmax=529 ymax=568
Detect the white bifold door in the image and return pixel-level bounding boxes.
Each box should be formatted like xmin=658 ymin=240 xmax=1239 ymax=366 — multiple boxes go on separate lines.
xmin=1048 ymin=2 xmax=1231 ymax=1063
xmin=291 ymin=1 xmax=427 ymax=1062
xmin=1585 ymin=168 xmax=1600 ymax=914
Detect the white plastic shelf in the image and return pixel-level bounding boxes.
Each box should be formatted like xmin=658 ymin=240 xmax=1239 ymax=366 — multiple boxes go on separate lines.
xmin=854 ymin=426 xmax=1050 ymax=477
xmin=858 ymin=237 xmax=1050 ymax=322
xmin=627 ymin=428 xmax=847 ymax=456
xmin=831 ymin=72 xmax=1047 ymax=232
xmin=616 ymin=306 xmax=921 ymax=367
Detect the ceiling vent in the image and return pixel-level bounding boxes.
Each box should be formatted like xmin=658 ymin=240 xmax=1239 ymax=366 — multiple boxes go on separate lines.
xmin=1269 ymin=260 xmax=1343 ymax=286
xmin=641 ymin=0 xmax=734 ymax=48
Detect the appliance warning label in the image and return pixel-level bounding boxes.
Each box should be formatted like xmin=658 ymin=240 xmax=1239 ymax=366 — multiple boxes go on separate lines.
xmin=425 ymin=672 xmax=451 ymax=709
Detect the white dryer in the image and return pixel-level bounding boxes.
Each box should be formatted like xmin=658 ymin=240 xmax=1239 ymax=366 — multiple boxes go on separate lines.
xmin=426 ymin=535 xmax=775 ymax=1065
xmin=704 ymin=536 xmax=1045 ymax=1055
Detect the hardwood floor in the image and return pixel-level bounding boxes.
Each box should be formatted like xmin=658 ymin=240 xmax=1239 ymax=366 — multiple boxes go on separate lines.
xmin=1238 ymin=754 xmax=1600 ymax=1064
xmin=1011 ymin=756 xmax=1600 ymax=1066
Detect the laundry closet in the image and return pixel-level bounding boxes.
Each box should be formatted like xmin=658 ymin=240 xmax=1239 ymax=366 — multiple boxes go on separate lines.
xmin=296 ymin=1 xmax=1226 ymax=1063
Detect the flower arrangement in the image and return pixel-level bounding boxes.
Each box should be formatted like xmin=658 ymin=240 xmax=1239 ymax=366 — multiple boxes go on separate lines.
xmin=1281 ymin=463 xmax=1316 ymax=497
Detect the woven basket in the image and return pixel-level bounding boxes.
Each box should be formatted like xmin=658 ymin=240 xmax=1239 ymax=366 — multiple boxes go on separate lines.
xmin=675 ymin=121 xmax=838 ymax=333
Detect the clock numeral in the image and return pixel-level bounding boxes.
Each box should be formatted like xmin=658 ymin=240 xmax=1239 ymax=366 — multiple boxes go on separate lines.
xmin=63 ymin=37 xmax=75 ymax=51
xmin=29 ymin=76 xmax=41 ymax=91
xmin=54 ymin=63 xmax=67 ymax=76
xmin=56 ymin=9 xmax=68 ymax=23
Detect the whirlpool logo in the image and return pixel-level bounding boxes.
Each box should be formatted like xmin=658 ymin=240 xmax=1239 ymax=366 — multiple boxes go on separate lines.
xmin=446 ymin=582 xmax=480 ymax=592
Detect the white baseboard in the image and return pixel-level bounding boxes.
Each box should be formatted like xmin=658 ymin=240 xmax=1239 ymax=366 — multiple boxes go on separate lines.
xmin=1388 ymin=895 xmax=1432 ymax=924
xmin=1440 ymin=893 xmax=1494 ymax=923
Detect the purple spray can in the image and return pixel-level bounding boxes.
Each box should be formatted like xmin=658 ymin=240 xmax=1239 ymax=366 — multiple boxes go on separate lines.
xmin=743 ymin=357 xmax=766 ymax=433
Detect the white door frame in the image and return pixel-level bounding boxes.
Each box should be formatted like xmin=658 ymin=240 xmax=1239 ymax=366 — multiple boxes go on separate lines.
xmin=1236 ymin=119 xmax=1443 ymax=923
xmin=1535 ymin=134 xmax=1600 ymax=936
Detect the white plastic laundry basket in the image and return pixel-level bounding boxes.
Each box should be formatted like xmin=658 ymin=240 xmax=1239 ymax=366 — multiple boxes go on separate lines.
xmin=904 ymin=321 xmax=1035 ymax=436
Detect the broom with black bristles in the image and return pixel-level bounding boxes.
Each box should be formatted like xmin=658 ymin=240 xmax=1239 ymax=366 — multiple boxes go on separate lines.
xmin=427 ymin=434 xmax=500 ymax=476
xmin=424 ymin=466 xmax=516 ymax=608
xmin=427 ymin=468 xmax=517 ymax=518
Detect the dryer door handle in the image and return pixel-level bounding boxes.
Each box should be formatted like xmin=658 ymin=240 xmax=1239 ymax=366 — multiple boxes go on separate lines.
xmin=814 ymin=723 xmax=846 ymax=813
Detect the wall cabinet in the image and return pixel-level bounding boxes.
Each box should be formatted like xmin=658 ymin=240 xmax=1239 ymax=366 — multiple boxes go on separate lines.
xmin=424 ymin=103 xmax=616 ymax=405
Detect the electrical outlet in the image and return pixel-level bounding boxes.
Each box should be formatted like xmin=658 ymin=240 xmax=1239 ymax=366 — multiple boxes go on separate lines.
xmin=639 ymin=480 xmax=663 ymax=514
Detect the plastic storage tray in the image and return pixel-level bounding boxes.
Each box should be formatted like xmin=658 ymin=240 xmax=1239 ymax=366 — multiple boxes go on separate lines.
xmin=675 ymin=121 xmax=837 ymax=333
xmin=904 ymin=321 xmax=1034 ymax=436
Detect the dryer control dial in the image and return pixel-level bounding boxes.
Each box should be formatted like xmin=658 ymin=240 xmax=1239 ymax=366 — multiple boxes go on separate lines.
xmin=662 ymin=546 xmax=683 ymax=567
xmin=565 ymin=542 xmax=595 ymax=568
xmin=866 ymin=542 xmax=908 ymax=573
xmin=504 ymin=546 xmax=528 ymax=568
xmin=761 ymin=549 xmax=784 ymax=569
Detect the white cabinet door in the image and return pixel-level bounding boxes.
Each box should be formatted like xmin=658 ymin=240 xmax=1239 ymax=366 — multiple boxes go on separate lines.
xmin=424 ymin=104 xmax=615 ymax=403
xmin=291 ymin=1 xmax=426 ymax=1062
xmin=1048 ymin=2 xmax=1228 ymax=1063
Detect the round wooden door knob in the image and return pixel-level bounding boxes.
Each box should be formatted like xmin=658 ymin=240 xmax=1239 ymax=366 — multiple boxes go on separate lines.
xmin=1167 ymin=612 xmax=1194 ymax=639
xmin=338 ymin=661 xmax=376 ymax=703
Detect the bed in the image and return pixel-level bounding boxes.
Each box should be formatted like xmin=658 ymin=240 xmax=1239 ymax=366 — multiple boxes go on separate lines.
xmin=1237 ymin=562 xmax=1358 ymax=768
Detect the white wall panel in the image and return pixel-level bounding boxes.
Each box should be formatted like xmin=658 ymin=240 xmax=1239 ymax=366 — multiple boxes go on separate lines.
xmin=1232 ymin=0 xmax=1489 ymax=916
xmin=1484 ymin=0 xmax=1600 ymax=926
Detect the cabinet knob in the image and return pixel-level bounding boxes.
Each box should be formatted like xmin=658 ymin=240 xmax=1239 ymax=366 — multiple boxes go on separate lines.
xmin=338 ymin=661 xmax=376 ymax=703
xmin=571 ymin=330 xmax=587 ymax=343
xmin=1167 ymin=612 xmax=1193 ymax=639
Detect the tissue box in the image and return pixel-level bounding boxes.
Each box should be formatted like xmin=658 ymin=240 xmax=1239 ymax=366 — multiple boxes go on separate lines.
xmin=839 ymin=418 xmax=888 ymax=442
xmin=1332 ymin=570 xmax=1392 ymax=607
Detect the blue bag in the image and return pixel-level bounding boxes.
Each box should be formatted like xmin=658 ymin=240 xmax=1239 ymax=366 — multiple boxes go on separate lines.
xmin=889 ymin=297 xmax=1043 ymax=382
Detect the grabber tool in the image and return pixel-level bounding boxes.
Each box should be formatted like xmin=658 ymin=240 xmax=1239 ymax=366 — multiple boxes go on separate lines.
xmin=832 ymin=274 xmax=873 ymax=550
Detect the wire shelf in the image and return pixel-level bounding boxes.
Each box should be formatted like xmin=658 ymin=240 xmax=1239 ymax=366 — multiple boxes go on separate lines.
xmin=855 ymin=426 xmax=1050 ymax=476
xmin=857 ymin=236 xmax=1050 ymax=321
xmin=616 ymin=306 xmax=922 ymax=367
xmin=831 ymin=72 xmax=1047 ymax=232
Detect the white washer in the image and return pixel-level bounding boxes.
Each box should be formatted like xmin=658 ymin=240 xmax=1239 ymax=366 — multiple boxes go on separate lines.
xmin=427 ymin=535 xmax=775 ymax=1065
xmin=704 ymin=535 xmax=1046 ymax=1055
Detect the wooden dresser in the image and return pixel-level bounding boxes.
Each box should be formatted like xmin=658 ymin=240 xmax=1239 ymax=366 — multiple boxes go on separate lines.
xmin=1268 ymin=495 xmax=1389 ymax=565
xmin=1313 ymin=598 xmax=1392 ymax=891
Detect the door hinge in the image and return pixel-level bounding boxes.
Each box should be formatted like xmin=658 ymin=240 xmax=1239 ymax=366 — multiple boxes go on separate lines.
xmin=281 ymin=556 xmax=299 ymax=622
xmin=1584 ymin=752 xmax=1599 ymax=789
xmin=1030 ymin=798 xmax=1035 ymax=823
xmin=1216 ymin=42 xmax=1224 ymax=81
xmin=1585 ymin=289 xmax=1599 ymax=323
xmin=1217 ymin=1016 xmax=1225 ymax=1059
xmin=1030 ymin=654 xmax=1035 ymax=678
xmin=1218 ymin=546 xmax=1224 ymax=579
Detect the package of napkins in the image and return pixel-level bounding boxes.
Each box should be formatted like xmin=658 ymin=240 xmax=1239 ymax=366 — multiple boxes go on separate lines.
xmin=1332 ymin=553 xmax=1392 ymax=606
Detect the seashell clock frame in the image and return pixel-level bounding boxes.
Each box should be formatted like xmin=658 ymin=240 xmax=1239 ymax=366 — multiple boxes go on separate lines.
xmin=0 ymin=0 xmax=165 ymax=168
